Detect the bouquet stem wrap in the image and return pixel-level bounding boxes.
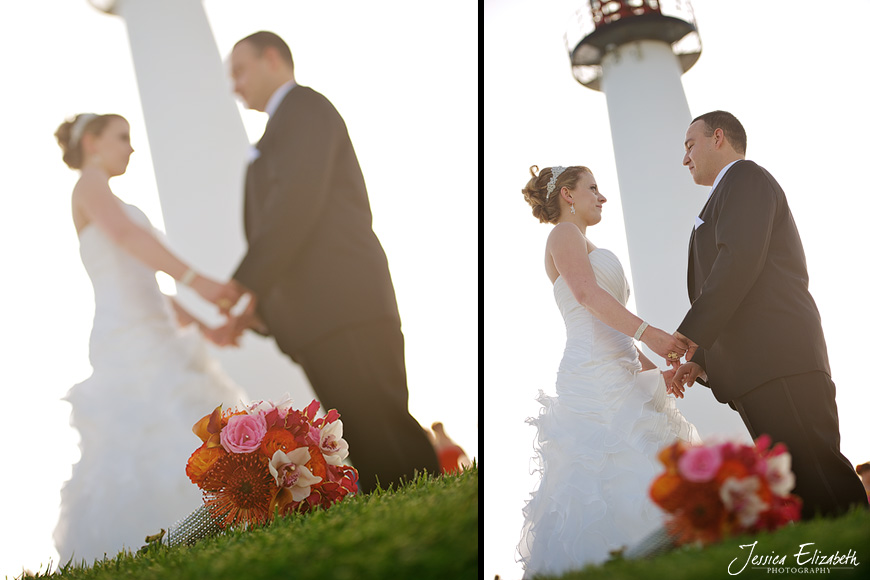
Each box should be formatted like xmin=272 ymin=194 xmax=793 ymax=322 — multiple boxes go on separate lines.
xmin=624 ymin=526 xmax=677 ymax=559
xmin=163 ymin=503 xmax=228 ymax=548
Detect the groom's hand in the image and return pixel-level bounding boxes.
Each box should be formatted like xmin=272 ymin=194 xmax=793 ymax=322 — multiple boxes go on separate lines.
xmin=669 ymin=362 xmax=705 ymax=398
xmin=673 ymin=331 xmax=698 ymax=362
xmin=230 ymin=288 xmax=270 ymax=335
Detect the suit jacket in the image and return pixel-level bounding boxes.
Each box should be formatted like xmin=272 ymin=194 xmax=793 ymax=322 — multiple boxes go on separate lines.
xmin=677 ymin=160 xmax=830 ymax=402
xmin=234 ymin=85 xmax=400 ymax=358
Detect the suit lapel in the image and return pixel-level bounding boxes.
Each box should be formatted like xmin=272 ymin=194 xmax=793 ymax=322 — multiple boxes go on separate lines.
xmin=243 ymin=87 xmax=305 ymax=238
xmin=687 ymin=183 xmax=717 ymax=301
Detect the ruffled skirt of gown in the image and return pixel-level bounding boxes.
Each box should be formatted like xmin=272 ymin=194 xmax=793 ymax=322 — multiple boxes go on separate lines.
xmin=517 ymin=368 xmax=700 ymax=577
xmin=53 ymin=323 xmax=245 ymax=565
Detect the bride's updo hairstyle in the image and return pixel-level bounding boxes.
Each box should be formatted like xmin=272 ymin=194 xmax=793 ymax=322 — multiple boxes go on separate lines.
xmin=522 ymin=165 xmax=591 ymax=224
xmin=55 ymin=113 xmax=125 ymax=170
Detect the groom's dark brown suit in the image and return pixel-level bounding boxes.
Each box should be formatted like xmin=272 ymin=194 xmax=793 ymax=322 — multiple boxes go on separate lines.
xmin=233 ymin=84 xmax=440 ymax=492
xmin=678 ymin=160 xmax=867 ymax=519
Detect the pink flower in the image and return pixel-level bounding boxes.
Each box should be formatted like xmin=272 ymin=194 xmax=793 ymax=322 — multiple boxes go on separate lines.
xmin=678 ymin=445 xmax=723 ymax=482
xmin=220 ymin=413 xmax=268 ymax=454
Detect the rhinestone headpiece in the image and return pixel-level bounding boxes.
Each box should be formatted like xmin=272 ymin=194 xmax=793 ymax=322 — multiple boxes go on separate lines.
xmin=69 ymin=113 xmax=99 ymax=149
xmin=546 ymin=166 xmax=566 ymax=199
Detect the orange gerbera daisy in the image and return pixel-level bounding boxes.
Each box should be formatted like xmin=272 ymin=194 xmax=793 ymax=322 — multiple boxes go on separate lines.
xmin=671 ymin=483 xmax=726 ymax=545
xmin=202 ymin=453 xmax=278 ymax=528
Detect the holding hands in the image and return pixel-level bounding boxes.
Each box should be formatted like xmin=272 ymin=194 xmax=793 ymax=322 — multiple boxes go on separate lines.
xmin=188 ymin=274 xmax=244 ymax=315
xmin=207 ymin=280 xmax=269 ymax=347
xmin=662 ymin=331 xmax=705 ymax=399
xmin=637 ymin=324 xmax=689 ymax=369
xmin=636 ymin=323 xmax=706 ymax=399
xmin=175 ymin=272 xmax=267 ymax=348
xmin=667 ymin=362 xmax=705 ymax=399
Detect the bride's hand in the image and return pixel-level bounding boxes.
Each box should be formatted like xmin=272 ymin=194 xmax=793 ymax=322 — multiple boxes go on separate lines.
xmin=190 ymin=276 xmax=242 ymax=314
xmin=641 ymin=326 xmax=688 ymax=364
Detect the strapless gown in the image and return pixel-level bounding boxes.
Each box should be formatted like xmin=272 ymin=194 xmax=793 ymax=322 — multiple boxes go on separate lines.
xmin=54 ymin=203 xmax=248 ymax=565
xmin=517 ymin=248 xmax=701 ymax=577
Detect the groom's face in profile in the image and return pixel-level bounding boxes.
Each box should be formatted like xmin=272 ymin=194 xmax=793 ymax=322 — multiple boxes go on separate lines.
xmin=683 ymin=120 xmax=717 ymax=187
xmin=231 ymin=41 xmax=271 ymax=113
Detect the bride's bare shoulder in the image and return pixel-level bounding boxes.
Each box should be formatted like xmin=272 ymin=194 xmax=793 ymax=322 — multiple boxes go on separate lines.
xmin=547 ymin=222 xmax=585 ymax=246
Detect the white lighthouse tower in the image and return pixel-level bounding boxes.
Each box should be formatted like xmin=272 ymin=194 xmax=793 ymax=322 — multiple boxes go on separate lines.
xmin=86 ymin=0 xmax=313 ymax=404
xmin=566 ymin=0 xmax=746 ymax=439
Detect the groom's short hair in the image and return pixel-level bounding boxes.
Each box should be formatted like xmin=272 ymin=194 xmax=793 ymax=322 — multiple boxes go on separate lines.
xmin=236 ymin=31 xmax=294 ymax=70
xmin=692 ymin=111 xmax=747 ymax=155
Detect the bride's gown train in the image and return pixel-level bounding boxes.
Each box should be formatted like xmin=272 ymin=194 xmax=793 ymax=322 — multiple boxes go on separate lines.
xmin=54 ymin=203 xmax=247 ymax=564
xmin=517 ymin=248 xmax=701 ymax=577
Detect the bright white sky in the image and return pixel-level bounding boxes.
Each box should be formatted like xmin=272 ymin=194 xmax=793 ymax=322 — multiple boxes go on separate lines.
xmin=485 ymin=0 xmax=870 ymax=578
xmin=0 ymin=1 xmax=476 ymax=577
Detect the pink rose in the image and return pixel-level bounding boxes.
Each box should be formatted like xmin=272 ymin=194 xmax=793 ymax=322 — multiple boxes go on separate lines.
xmin=678 ymin=445 xmax=723 ymax=482
xmin=220 ymin=413 xmax=268 ymax=454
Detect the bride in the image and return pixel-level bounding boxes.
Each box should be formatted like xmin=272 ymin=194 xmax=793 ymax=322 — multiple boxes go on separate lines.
xmin=517 ymin=165 xmax=701 ymax=577
xmin=53 ymin=113 xmax=249 ymax=565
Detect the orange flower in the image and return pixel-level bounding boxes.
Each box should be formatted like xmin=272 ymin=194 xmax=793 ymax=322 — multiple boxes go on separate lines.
xmin=260 ymin=428 xmax=299 ymax=459
xmin=202 ymin=453 xmax=278 ymax=528
xmin=715 ymin=459 xmax=750 ymax=485
xmin=221 ymin=407 xmax=248 ymax=428
xmin=186 ymin=444 xmax=227 ymax=487
xmin=650 ymin=472 xmax=685 ymax=512
xmin=306 ymin=446 xmax=328 ymax=480
xmin=672 ymin=483 xmax=726 ymax=545
xmin=657 ymin=441 xmax=687 ymax=474
xmin=192 ymin=405 xmax=223 ymax=449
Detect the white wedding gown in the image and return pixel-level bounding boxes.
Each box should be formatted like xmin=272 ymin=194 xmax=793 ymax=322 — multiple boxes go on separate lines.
xmin=517 ymin=248 xmax=701 ymax=578
xmin=54 ymin=203 xmax=247 ymax=565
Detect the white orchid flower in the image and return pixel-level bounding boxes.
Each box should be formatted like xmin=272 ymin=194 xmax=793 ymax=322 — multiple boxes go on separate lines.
xmin=268 ymin=447 xmax=322 ymax=502
xmin=719 ymin=476 xmax=768 ymax=527
xmin=247 ymin=393 xmax=294 ymax=416
xmin=318 ymin=420 xmax=350 ymax=466
xmin=765 ymin=452 xmax=796 ymax=497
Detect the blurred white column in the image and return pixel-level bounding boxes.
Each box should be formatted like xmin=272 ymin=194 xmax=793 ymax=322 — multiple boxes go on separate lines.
xmin=97 ymin=0 xmax=313 ymax=404
xmin=601 ymin=39 xmax=747 ymax=440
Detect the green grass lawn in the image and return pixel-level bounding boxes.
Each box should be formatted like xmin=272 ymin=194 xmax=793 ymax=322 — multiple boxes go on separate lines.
xmin=20 ymin=465 xmax=478 ymax=580
xmin=523 ymin=504 xmax=869 ymax=580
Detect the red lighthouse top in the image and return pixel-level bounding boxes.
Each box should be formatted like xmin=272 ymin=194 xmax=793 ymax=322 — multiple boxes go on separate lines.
xmin=593 ymin=0 xmax=662 ymax=28
xmin=565 ymin=0 xmax=701 ymax=90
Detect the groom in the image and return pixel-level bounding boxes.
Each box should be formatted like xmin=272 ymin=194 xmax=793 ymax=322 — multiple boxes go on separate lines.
xmin=223 ymin=31 xmax=440 ymax=492
xmin=670 ymin=111 xmax=867 ymax=519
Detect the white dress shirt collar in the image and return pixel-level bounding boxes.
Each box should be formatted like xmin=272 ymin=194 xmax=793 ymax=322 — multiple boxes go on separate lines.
xmin=708 ymin=159 xmax=743 ymax=199
xmin=265 ymin=81 xmax=297 ymax=118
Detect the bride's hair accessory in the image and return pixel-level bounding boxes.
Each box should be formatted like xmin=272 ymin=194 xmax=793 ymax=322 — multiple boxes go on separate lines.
xmin=69 ymin=113 xmax=99 ymax=149
xmin=545 ymin=166 xmax=566 ymax=199
xmin=634 ymin=320 xmax=650 ymax=341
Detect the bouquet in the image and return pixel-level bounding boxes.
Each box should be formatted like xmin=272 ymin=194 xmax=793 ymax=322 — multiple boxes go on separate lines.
xmin=649 ymin=435 xmax=802 ymax=546
xmin=173 ymin=396 xmax=358 ymax=542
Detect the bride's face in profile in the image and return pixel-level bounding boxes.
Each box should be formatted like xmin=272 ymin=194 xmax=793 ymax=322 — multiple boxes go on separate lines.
xmin=86 ymin=117 xmax=134 ymax=177
xmin=571 ymin=171 xmax=607 ymax=226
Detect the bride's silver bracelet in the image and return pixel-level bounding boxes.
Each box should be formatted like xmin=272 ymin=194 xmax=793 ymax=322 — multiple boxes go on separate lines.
xmin=633 ymin=321 xmax=650 ymax=341
xmin=180 ymin=268 xmax=198 ymax=286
